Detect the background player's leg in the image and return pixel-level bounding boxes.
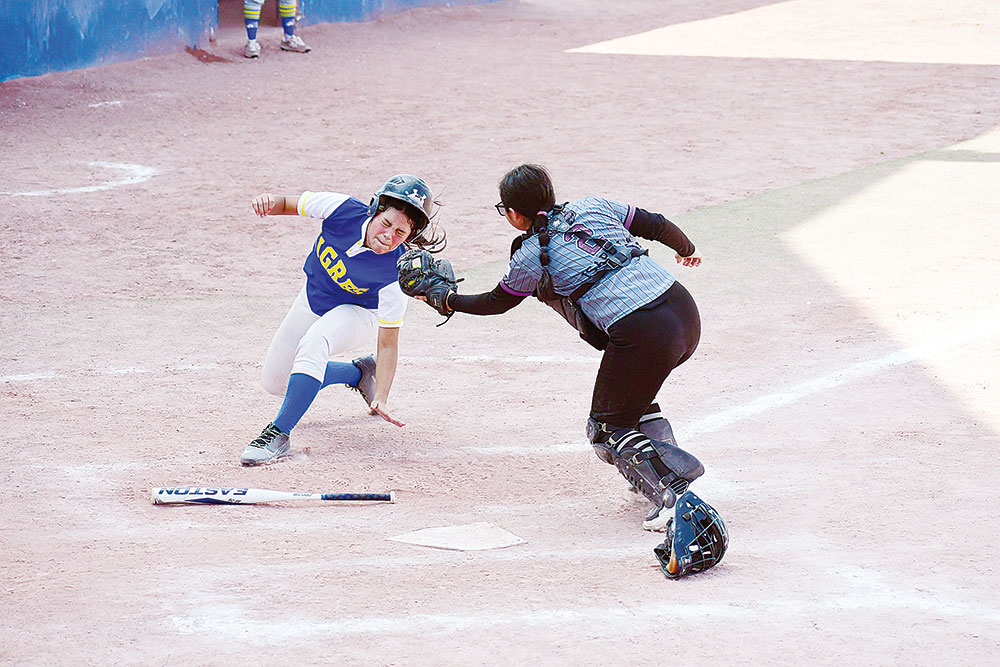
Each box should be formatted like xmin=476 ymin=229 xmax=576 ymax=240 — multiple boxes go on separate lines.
xmin=243 ymin=0 xmax=264 ymax=58
xmin=279 ymin=0 xmax=311 ymax=52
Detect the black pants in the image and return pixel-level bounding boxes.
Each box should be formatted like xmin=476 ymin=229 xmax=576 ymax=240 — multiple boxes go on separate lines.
xmin=590 ymin=281 xmax=701 ymax=429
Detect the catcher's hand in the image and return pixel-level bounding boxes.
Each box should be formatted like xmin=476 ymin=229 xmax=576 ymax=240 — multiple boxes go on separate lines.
xmin=397 ymin=249 xmax=459 ymax=317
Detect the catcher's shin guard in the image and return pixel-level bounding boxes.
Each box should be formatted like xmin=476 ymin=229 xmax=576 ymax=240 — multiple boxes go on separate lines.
xmin=637 ymin=402 xmax=677 ymax=447
xmin=587 ymin=418 xmax=704 ymax=509
xmin=654 ymin=491 xmax=729 ymax=579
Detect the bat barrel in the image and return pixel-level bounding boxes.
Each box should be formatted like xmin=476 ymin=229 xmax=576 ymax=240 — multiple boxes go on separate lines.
xmin=319 ymin=491 xmax=395 ymax=502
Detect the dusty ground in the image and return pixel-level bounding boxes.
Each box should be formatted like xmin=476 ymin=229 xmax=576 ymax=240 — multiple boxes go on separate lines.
xmin=2 ymin=0 xmax=1000 ymax=663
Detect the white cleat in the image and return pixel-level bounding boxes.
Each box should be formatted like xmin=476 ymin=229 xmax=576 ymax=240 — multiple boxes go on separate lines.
xmin=280 ymin=34 xmax=311 ymax=53
xmin=244 ymin=39 xmax=261 ymax=59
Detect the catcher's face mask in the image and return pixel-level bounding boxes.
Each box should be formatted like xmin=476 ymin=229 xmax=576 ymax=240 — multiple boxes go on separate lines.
xmin=654 ymin=491 xmax=729 ymax=579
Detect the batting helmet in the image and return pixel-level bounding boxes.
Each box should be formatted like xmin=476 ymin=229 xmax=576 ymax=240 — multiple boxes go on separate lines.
xmin=369 ymin=174 xmax=435 ymax=240
xmin=654 ymin=490 xmax=728 ymax=579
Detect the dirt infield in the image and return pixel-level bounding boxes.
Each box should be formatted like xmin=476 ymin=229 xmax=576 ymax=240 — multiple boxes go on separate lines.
xmin=2 ymin=0 xmax=1000 ymax=663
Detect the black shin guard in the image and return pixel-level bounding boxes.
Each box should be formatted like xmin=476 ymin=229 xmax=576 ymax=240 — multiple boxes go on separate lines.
xmin=637 ymin=402 xmax=677 ymax=447
xmin=588 ymin=418 xmax=704 ymax=509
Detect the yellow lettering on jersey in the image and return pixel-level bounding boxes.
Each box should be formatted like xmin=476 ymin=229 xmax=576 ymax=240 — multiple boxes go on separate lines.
xmin=316 ymin=237 xmax=369 ymax=295
xmin=328 ymin=258 xmax=347 ymax=281
xmin=320 ymin=245 xmax=338 ymax=270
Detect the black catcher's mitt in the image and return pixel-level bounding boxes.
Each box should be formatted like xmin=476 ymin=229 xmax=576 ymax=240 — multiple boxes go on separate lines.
xmin=397 ymin=248 xmax=458 ymax=317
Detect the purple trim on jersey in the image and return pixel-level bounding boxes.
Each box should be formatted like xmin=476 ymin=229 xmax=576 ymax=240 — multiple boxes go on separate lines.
xmin=624 ymin=205 xmax=636 ymax=230
xmin=500 ymin=280 xmax=533 ymax=297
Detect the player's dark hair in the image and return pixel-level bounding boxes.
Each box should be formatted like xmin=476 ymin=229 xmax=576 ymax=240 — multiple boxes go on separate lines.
xmin=381 ymin=199 xmax=447 ymax=252
xmin=499 ymin=164 xmax=556 ymax=220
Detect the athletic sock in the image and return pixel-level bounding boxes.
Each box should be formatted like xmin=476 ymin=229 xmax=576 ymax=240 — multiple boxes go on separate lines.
xmin=243 ymin=5 xmax=260 ymax=41
xmin=279 ymin=1 xmax=297 ymax=37
xmin=243 ymin=3 xmax=261 ymax=42
xmin=273 ymin=373 xmax=321 ymax=434
xmin=321 ymin=360 xmax=362 ymax=389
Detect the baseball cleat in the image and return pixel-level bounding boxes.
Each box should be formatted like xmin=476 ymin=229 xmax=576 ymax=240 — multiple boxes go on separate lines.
xmin=244 ymin=39 xmax=261 ymax=59
xmin=240 ymin=422 xmax=290 ymax=466
xmin=641 ymin=488 xmax=678 ymax=532
xmin=351 ymin=354 xmax=376 ymax=407
xmin=280 ymin=34 xmax=311 ymax=53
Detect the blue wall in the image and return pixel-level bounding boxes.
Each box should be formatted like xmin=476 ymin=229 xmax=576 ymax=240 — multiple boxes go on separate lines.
xmin=0 ymin=0 xmax=219 ymax=82
xmin=305 ymin=0 xmax=493 ymax=23
xmin=0 ymin=0 xmax=498 ymax=83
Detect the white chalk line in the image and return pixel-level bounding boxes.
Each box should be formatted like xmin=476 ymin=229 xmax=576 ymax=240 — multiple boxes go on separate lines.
xmin=468 ymin=311 xmax=1000 ymax=454
xmin=10 ymin=311 xmax=998 ymax=460
xmin=679 ymin=310 xmax=1000 ymax=441
xmin=168 ymin=600 xmax=742 ymax=641
xmin=162 ymin=531 xmax=1000 ymax=642
xmin=2 ymin=161 xmax=157 ymax=197
xmin=409 ymin=354 xmax=596 ymax=364
xmin=1 ymin=363 xmax=219 ymax=383
xmin=167 ymin=575 xmax=1000 ymax=642
xmin=0 ymin=358 xmax=583 ymax=384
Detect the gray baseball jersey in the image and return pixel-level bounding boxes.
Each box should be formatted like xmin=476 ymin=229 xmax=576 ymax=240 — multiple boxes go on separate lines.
xmin=501 ymin=196 xmax=677 ymax=331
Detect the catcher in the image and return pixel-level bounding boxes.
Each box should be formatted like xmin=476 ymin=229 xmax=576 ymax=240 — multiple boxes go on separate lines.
xmin=399 ymin=164 xmax=708 ymax=535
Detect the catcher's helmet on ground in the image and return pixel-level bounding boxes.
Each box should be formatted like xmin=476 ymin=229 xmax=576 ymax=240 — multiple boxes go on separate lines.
xmin=653 ymin=490 xmax=728 ymax=579
xmin=369 ymin=174 xmax=434 ymax=239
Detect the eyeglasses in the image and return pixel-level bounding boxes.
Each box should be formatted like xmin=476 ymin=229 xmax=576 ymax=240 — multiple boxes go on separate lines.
xmin=494 ymin=202 xmax=508 ymax=216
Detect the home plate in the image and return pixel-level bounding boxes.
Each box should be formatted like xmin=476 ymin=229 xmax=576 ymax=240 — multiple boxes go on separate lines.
xmin=387 ymin=522 xmax=526 ymax=551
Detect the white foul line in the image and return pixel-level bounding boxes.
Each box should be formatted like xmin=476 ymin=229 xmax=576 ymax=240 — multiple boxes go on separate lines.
xmin=467 ymin=311 xmax=1000 ymax=453
xmin=679 ymin=311 xmax=1000 ymax=441
xmin=2 ymin=161 xmax=157 ymax=197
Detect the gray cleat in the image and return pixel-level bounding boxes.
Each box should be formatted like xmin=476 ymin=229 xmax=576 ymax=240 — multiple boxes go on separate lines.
xmin=351 ymin=354 xmax=376 ymax=407
xmin=240 ymin=422 xmax=290 ymax=466
xmin=642 ymin=501 xmax=673 ymax=532
xmin=280 ymin=34 xmax=311 ymax=53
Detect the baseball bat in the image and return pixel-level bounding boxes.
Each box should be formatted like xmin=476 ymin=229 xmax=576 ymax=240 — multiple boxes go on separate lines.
xmin=151 ymin=486 xmax=395 ymax=505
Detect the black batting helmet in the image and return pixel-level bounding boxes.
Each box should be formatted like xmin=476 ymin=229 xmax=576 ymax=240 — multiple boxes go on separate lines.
xmin=368 ymin=174 xmax=435 ymax=240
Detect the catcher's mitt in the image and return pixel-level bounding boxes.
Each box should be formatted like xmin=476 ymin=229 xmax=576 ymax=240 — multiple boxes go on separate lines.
xmin=653 ymin=490 xmax=728 ymax=579
xmin=397 ymin=248 xmax=459 ymax=318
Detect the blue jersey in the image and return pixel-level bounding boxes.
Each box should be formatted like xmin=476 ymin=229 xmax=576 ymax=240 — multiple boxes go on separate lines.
xmin=501 ymin=196 xmax=677 ymax=331
xmin=299 ymin=193 xmax=408 ymax=323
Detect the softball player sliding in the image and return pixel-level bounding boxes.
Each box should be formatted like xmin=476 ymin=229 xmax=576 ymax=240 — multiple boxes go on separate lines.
xmin=241 ymin=175 xmax=444 ymax=466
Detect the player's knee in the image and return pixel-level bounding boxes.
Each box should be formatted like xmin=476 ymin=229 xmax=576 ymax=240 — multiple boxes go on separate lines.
xmin=261 ymin=372 xmax=287 ymax=397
